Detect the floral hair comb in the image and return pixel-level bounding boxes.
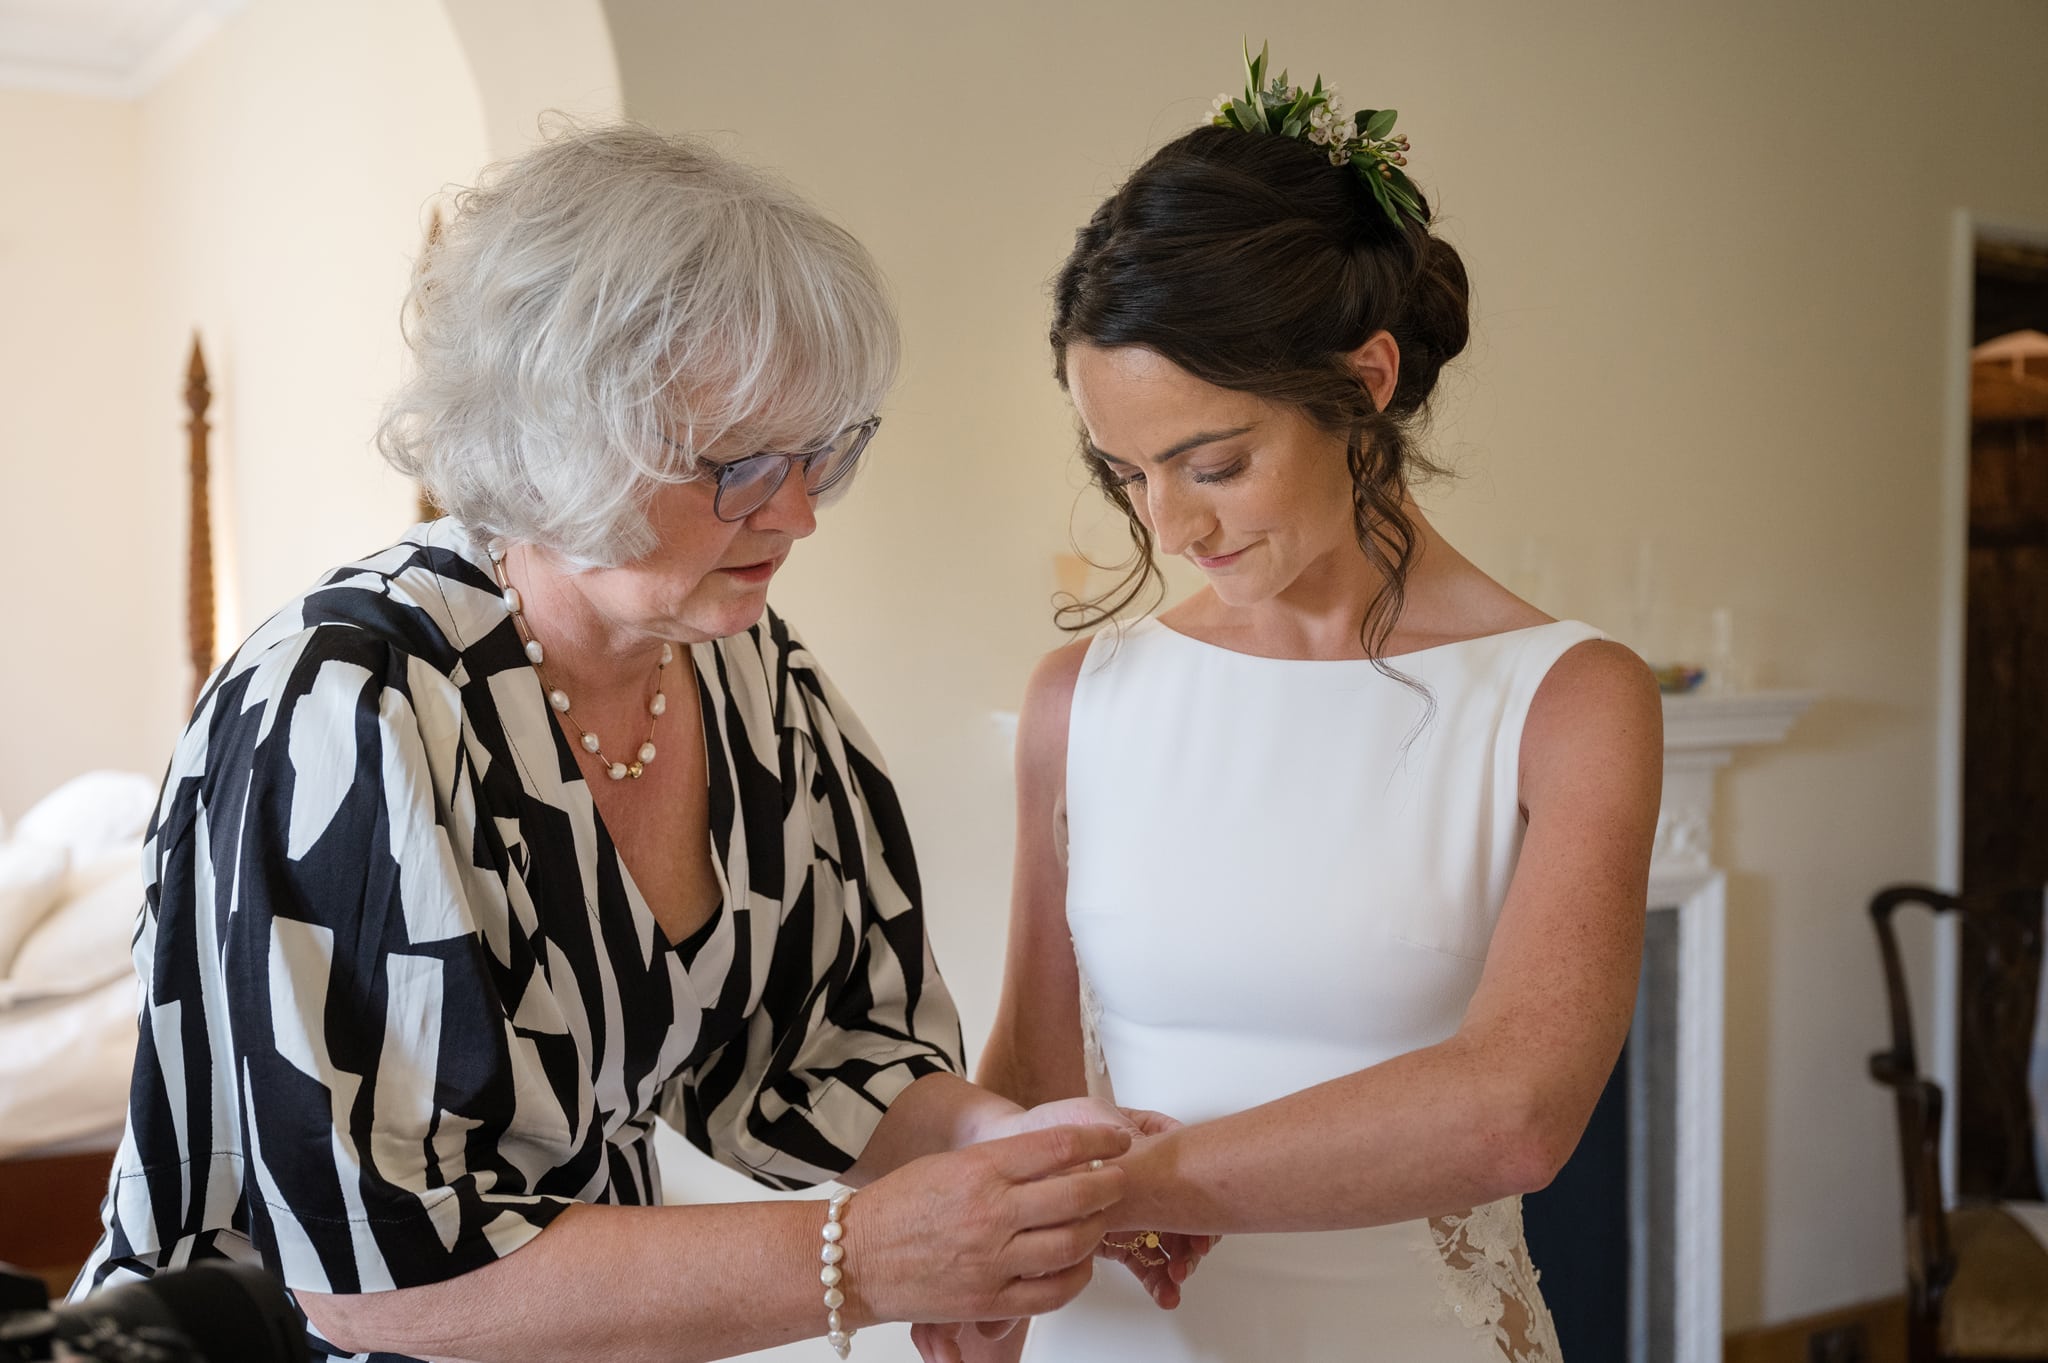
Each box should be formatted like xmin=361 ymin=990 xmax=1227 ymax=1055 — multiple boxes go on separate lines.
xmin=1208 ymin=41 xmax=1426 ymax=229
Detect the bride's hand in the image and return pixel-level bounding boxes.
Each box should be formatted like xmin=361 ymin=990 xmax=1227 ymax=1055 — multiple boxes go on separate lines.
xmin=976 ymin=1096 xmax=1144 ymax=1142
xmin=1100 ymin=1108 xmax=1220 ymax=1308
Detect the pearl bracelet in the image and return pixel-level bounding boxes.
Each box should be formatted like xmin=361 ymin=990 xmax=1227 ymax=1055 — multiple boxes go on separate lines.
xmin=820 ymin=1188 xmax=855 ymax=1358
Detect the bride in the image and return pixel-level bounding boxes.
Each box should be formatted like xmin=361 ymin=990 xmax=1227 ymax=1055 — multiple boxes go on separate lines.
xmin=932 ymin=47 xmax=1663 ymax=1363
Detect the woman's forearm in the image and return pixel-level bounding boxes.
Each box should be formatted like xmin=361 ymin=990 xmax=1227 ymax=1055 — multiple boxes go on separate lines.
xmin=305 ymin=1099 xmax=1136 ymax=1363
xmin=1116 ymin=1035 xmax=1568 ymax=1236
xmin=308 ymin=1074 xmax=1009 ymax=1363
xmin=301 ymin=1199 xmax=840 ymax=1363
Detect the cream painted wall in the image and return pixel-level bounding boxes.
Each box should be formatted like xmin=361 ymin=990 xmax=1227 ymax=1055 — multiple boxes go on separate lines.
xmin=604 ymin=0 xmax=2048 ymax=1337
xmin=0 ymin=0 xmax=495 ymax=815
xmin=0 ymin=91 xmax=158 ymax=820
xmin=134 ymin=0 xmax=491 ymax=669
xmin=439 ymin=0 xmax=622 ymax=157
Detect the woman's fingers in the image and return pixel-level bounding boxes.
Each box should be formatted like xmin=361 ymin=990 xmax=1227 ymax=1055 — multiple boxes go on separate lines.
xmin=856 ymin=1124 xmax=1134 ymax=1327
xmin=912 ymin=1321 xmax=964 ymax=1363
xmin=1095 ymin=1228 xmax=1220 ymax=1307
xmin=1005 ymin=1162 xmax=1124 ymax=1229
xmin=1100 ymin=1240 xmax=1180 ymax=1307
xmin=1003 ymin=1211 xmax=1113 ymax=1278
xmin=1116 ymin=1106 xmax=1183 ymax=1136
xmin=982 ymin=1122 xmax=1132 ymax=1181
xmin=994 ymin=1257 xmax=1096 ymax=1318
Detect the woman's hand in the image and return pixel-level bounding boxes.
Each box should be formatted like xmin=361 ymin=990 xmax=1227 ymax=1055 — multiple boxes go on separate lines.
xmin=1097 ymin=1108 xmax=1218 ymax=1309
xmin=973 ymin=1101 xmax=1216 ymax=1305
xmin=909 ymin=1109 xmax=1221 ymax=1361
xmin=850 ymin=1123 xmax=1130 ymax=1329
xmin=912 ymin=1317 xmax=1024 ymax=1363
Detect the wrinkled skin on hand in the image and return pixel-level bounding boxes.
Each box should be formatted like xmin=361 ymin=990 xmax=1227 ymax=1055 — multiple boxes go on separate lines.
xmin=853 ymin=1123 xmax=1132 ymax=1329
xmin=909 ymin=1107 xmax=1219 ymax=1363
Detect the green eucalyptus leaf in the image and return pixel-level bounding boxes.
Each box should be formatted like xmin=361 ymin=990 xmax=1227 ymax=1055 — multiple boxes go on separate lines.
xmin=1349 ymin=154 xmax=1399 ymax=225
xmin=1366 ymin=108 xmax=1398 ymax=140
xmin=1385 ymin=166 xmax=1424 ymax=210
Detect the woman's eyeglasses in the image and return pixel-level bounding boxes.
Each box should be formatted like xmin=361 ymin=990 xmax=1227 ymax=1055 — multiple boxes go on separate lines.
xmin=674 ymin=417 xmax=881 ymax=523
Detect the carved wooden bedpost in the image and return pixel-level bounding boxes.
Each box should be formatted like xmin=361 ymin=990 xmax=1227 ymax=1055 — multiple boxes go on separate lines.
xmin=415 ymin=206 xmax=443 ymax=524
xmin=185 ymin=334 xmax=214 ymax=703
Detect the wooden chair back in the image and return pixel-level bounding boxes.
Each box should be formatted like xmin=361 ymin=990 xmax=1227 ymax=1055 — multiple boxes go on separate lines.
xmin=1868 ymin=882 xmax=2047 ymax=1362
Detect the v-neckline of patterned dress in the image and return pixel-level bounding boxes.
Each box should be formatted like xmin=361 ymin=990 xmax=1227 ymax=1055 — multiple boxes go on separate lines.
xmin=431 ymin=521 xmax=741 ymax=976
xmin=531 ymin=643 xmax=733 ymax=964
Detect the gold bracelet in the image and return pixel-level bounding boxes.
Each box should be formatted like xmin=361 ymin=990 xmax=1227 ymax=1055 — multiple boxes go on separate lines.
xmin=1101 ymin=1230 xmax=1169 ymax=1266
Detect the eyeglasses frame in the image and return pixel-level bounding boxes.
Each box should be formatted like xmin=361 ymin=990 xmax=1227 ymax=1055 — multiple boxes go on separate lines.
xmin=666 ymin=416 xmax=882 ymax=523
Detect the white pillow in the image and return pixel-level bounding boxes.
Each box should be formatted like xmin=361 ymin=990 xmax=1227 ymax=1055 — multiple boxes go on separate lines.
xmin=0 ymin=839 xmax=70 ymax=979
xmin=13 ymin=771 xmax=158 ymax=860
xmin=6 ymin=854 xmax=143 ymax=1002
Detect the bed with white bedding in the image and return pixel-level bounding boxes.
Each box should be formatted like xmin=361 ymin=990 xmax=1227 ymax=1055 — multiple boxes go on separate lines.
xmin=0 ymin=771 xmax=158 ymax=1281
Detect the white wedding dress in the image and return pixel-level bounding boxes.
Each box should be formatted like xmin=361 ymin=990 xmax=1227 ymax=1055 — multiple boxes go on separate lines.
xmin=1024 ymin=616 xmax=1603 ymax=1363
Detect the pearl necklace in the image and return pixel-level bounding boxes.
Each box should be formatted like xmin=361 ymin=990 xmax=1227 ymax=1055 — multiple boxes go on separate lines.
xmin=490 ymin=545 xmax=670 ymax=782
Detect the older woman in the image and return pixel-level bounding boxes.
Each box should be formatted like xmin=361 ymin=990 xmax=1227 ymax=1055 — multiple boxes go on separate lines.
xmin=75 ymin=125 xmax=1138 ymax=1363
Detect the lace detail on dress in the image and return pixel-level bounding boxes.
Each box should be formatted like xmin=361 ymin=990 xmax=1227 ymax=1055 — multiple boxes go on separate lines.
xmin=1075 ymin=954 xmax=1109 ymax=1079
xmin=1421 ymin=1196 xmax=1563 ymax=1363
xmin=1056 ymin=791 xmax=1114 ymax=1089
xmin=1056 ymin=785 xmax=1105 ymax=1080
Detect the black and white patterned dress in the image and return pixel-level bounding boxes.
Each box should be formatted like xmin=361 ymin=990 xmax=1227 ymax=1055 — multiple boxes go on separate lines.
xmin=76 ymin=519 xmax=964 ymax=1360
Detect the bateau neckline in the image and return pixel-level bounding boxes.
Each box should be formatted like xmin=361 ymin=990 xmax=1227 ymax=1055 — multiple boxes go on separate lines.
xmin=1143 ymin=616 xmax=1579 ymax=664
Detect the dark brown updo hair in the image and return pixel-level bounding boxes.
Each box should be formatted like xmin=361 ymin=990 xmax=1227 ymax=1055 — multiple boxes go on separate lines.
xmin=1051 ymin=122 xmax=1471 ymax=664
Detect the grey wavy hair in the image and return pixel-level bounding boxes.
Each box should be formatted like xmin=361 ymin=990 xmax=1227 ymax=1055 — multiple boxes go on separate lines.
xmin=378 ymin=122 xmax=900 ymax=565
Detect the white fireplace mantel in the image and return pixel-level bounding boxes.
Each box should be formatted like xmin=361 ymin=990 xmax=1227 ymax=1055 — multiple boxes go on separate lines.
xmin=1649 ymin=688 xmax=1816 ymax=1363
xmin=1653 ymin=689 xmax=1818 ymax=905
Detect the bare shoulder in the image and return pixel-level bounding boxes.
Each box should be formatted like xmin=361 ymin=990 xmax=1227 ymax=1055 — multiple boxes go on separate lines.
xmin=1520 ymin=640 xmax=1664 ymax=809
xmin=1015 ymin=636 xmax=1096 ymax=776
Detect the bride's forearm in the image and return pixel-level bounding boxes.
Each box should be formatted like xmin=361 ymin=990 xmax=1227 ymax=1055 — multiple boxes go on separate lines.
xmin=1115 ymin=1037 xmax=1566 ymax=1236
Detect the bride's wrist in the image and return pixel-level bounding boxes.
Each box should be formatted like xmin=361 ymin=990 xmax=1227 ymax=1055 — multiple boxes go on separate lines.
xmin=954 ymin=1088 xmax=1028 ymax=1148
xmin=1114 ymin=1129 xmax=1185 ymax=1228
